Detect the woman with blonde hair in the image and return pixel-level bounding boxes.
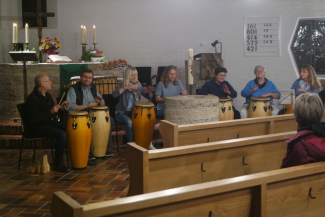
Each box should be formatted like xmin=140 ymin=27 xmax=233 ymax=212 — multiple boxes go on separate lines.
xmin=291 ymin=64 xmax=321 ymax=96
xmin=281 ymin=93 xmax=325 ymax=168
xmin=113 ymin=66 xmax=152 ymax=144
xmin=155 ymin=65 xmax=187 ymax=118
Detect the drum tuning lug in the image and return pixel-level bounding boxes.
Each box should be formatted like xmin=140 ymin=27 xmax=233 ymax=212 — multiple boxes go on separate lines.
xmin=264 ymin=106 xmax=267 ymax=112
xmin=72 ymin=122 xmax=77 ymax=130
xmin=134 ymin=112 xmax=138 ymax=119
xmin=87 ymin=122 xmax=91 ymax=129
xmin=105 ymin=116 xmax=109 ymax=122
xmin=253 ymin=106 xmax=256 ymax=112
xmin=221 ymin=107 xmax=226 ymax=113
xmin=228 ymin=106 xmax=231 ymax=110
xmin=269 ymin=106 xmax=272 ymax=110
xmin=147 ymin=113 xmax=151 ymax=120
xmin=92 ymin=116 xmax=96 ymax=123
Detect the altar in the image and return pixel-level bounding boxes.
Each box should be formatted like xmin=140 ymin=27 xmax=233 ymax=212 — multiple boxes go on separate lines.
xmin=0 ymin=62 xmax=123 ymax=118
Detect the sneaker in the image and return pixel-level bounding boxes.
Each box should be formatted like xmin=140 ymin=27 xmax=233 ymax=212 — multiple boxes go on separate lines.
xmin=149 ymin=142 xmax=156 ymax=150
xmin=89 ymin=152 xmax=96 ymax=160
xmin=87 ymin=160 xmax=97 ymax=166
xmin=105 ymin=152 xmax=114 ymax=157
xmin=54 ymin=163 xmax=71 ymax=173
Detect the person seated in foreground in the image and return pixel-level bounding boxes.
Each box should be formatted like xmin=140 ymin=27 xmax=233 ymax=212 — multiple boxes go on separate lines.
xmin=281 ymin=93 xmax=325 ymax=168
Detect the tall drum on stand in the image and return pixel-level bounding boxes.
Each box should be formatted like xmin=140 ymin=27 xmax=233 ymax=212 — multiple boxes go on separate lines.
xmin=131 ymin=102 xmax=156 ymax=150
xmin=66 ymin=111 xmax=92 ymax=169
xmin=218 ymin=98 xmax=234 ymax=121
xmin=248 ymin=97 xmax=272 ymax=118
xmin=89 ymin=106 xmax=111 ymax=158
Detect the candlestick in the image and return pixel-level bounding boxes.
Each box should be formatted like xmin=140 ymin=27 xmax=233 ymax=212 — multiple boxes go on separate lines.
xmin=81 ymin=43 xmax=87 ymax=55
xmin=93 ymin=25 xmax=96 ymax=44
xmin=93 ymin=43 xmax=97 ymax=50
xmin=81 ymin=25 xmax=84 ymax=44
xmin=84 ymin=26 xmax=87 ymax=44
xmin=25 ymin=23 xmax=29 ymax=43
xmin=13 ymin=23 xmax=18 ymax=43
xmin=188 ymin=48 xmax=194 ymax=85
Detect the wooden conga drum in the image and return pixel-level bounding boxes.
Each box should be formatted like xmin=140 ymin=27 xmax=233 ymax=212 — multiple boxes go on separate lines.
xmin=284 ymin=105 xmax=293 ymax=114
xmin=219 ymin=98 xmax=234 ymax=121
xmin=131 ymin=102 xmax=156 ymax=149
xmin=89 ymin=106 xmax=111 ymax=158
xmin=248 ymin=97 xmax=272 ymax=118
xmin=66 ymin=111 xmax=92 ymax=169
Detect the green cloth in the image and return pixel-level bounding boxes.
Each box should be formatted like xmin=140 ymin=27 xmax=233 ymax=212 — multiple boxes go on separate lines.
xmin=60 ymin=64 xmax=88 ymax=96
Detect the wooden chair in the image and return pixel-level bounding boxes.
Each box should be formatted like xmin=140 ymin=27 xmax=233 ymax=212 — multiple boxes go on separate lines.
xmin=16 ymin=103 xmax=69 ymax=170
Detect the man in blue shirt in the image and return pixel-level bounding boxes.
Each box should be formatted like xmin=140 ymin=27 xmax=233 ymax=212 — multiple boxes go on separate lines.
xmin=198 ymin=67 xmax=237 ymax=98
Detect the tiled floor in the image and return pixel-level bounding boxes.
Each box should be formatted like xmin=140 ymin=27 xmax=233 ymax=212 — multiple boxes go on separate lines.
xmin=0 ymin=144 xmax=129 ymax=217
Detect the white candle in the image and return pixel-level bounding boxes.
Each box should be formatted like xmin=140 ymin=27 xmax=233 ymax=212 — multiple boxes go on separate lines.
xmin=93 ymin=25 xmax=96 ymax=44
xmin=13 ymin=23 xmax=18 ymax=43
xmin=25 ymin=23 xmax=29 ymax=43
xmin=84 ymin=26 xmax=87 ymax=44
xmin=81 ymin=25 xmax=85 ymax=44
xmin=188 ymin=48 xmax=194 ymax=85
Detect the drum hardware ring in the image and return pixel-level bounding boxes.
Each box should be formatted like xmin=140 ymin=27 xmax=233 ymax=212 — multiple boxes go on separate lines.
xmin=309 ymin=187 xmax=316 ymax=199
xmin=105 ymin=110 xmax=110 ymax=123
xmin=243 ymin=157 xmax=248 ymax=165
xmin=263 ymin=106 xmax=267 ymax=112
xmin=134 ymin=112 xmax=138 ymax=119
xmin=221 ymin=107 xmax=226 ymax=113
xmin=147 ymin=113 xmax=151 ymax=120
xmin=228 ymin=106 xmax=231 ymax=110
xmin=252 ymin=106 xmax=256 ymax=112
xmin=72 ymin=116 xmax=77 ymax=130
xmin=87 ymin=122 xmax=91 ymax=129
xmin=91 ymin=110 xmax=96 ymax=123
xmin=201 ymin=163 xmax=206 ymax=172
xmin=268 ymin=106 xmax=271 ymax=110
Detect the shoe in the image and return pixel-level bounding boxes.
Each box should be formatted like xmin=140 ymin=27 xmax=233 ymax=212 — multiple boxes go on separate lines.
xmin=105 ymin=152 xmax=114 ymax=157
xmin=87 ymin=160 xmax=97 ymax=166
xmin=54 ymin=163 xmax=71 ymax=173
xmin=89 ymin=152 xmax=96 ymax=160
xmin=149 ymin=142 xmax=156 ymax=150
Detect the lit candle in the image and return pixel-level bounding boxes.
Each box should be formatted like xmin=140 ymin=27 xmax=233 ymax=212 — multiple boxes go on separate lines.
xmin=84 ymin=26 xmax=87 ymax=44
xmin=81 ymin=25 xmax=85 ymax=44
xmin=188 ymin=48 xmax=193 ymax=85
xmin=12 ymin=23 xmax=18 ymax=43
xmin=93 ymin=25 xmax=96 ymax=44
xmin=25 ymin=23 xmax=29 ymax=43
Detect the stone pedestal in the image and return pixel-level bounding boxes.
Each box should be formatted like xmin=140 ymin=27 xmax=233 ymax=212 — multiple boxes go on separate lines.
xmin=165 ymin=95 xmax=219 ymax=125
xmin=0 ymin=62 xmax=123 ymax=118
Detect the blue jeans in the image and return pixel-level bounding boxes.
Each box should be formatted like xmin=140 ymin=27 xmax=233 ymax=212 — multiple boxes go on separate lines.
xmin=30 ymin=123 xmax=66 ymax=164
xmin=115 ymin=111 xmax=134 ymax=142
xmin=156 ymin=109 xmax=164 ymax=118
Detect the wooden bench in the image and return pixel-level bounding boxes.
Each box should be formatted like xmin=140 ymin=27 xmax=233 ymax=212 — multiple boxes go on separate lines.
xmin=52 ymin=162 xmax=325 ymax=217
xmin=126 ymin=131 xmax=295 ymax=196
xmin=159 ymin=114 xmax=325 ymax=148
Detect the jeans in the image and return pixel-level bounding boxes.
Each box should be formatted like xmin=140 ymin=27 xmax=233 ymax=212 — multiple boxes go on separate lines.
xmin=156 ymin=109 xmax=164 ymax=118
xmin=115 ymin=111 xmax=134 ymax=142
xmin=30 ymin=123 xmax=66 ymax=164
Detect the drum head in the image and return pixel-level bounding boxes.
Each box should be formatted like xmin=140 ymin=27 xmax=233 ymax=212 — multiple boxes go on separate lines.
xmin=251 ymin=97 xmax=270 ymax=101
xmin=219 ymin=98 xmax=232 ymax=102
xmin=133 ymin=102 xmax=155 ymax=108
xmin=89 ymin=106 xmax=109 ymax=110
xmin=68 ymin=111 xmax=89 ymax=116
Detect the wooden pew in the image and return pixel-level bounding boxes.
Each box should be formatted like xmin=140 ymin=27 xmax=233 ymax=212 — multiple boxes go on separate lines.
xmin=159 ymin=114 xmax=325 ymax=148
xmin=52 ymin=162 xmax=325 ymax=217
xmin=126 ymin=131 xmax=295 ymax=196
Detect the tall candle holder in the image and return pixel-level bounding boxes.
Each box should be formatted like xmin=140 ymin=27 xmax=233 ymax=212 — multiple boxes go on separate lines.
xmin=81 ymin=43 xmax=87 ymax=55
xmin=93 ymin=43 xmax=97 ymax=50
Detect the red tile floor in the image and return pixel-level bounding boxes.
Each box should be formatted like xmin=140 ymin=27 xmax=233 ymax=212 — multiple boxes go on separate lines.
xmin=0 ymin=144 xmax=129 ymax=217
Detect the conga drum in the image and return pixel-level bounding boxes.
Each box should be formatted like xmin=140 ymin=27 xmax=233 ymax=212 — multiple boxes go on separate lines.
xmin=219 ymin=98 xmax=234 ymax=121
xmin=89 ymin=106 xmax=111 ymax=158
xmin=284 ymin=105 xmax=293 ymax=114
xmin=248 ymin=97 xmax=272 ymax=118
xmin=131 ymin=102 xmax=156 ymax=149
xmin=66 ymin=111 xmax=92 ymax=169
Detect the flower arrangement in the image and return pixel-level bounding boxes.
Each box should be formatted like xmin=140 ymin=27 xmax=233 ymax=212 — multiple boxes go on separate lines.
xmin=39 ymin=37 xmax=61 ymax=55
xmin=80 ymin=49 xmax=105 ymax=62
xmin=91 ymin=50 xmax=104 ymax=57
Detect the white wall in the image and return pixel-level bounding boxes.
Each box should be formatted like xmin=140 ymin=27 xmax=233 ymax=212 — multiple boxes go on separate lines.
xmin=1 ymin=0 xmax=325 ymax=109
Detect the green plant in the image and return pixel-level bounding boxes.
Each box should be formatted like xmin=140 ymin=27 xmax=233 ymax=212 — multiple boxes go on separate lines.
xmin=80 ymin=49 xmax=105 ymax=62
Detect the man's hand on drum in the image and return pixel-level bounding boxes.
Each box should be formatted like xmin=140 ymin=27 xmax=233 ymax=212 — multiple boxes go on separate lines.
xmin=251 ymin=84 xmax=259 ymax=93
xmin=87 ymin=102 xmax=98 ymax=107
xmin=95 ymin=96 xmax=103 ymax=105
xmin=179 ymin=90 xmax=187 ymax=95
xmin=223 ymin=84 xmax=231 ymax=95
xmin=50 ymin=105 xmax=60 ymax=114
xmin=261 ymin=92 xmax=271 ymax=97
xmin=261 ymin=92 xmax=278 ymax=99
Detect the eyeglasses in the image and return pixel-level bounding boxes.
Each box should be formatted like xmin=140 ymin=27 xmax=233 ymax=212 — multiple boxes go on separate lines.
xmin=217 ymin=74 xmax=227 ymax=77
xmin=42 ymin=79 xmax=51 ymax=83
xmin=82 ymin=76 xmax=93 ymax=80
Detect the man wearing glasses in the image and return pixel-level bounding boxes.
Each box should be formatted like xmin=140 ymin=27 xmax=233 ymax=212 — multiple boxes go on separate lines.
xmin=26 ymin=74 xmax=70 ymax=173
xmin=198 ymin=67 xmax=237 ymax=98
xmin=66 ymin=69 xmax=114 ymax=161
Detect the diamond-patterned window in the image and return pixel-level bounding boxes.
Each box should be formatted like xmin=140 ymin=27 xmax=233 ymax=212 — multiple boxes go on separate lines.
xmin=291 ymin=19 xmax=325 ymax=74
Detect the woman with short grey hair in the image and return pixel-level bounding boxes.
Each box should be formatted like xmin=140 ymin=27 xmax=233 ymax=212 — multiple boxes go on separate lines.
xmin=281 ymin=93 xmax=325 ymax=168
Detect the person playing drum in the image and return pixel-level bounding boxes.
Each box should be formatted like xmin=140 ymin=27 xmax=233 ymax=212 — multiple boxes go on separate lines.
xmin=155 ymin=65 xmax=187 ymax=118
xmin=198 ymin=67 xmax=237 ymax=98
xmin=26 ymin=74 xmax=70 ymax=173
xmin=66 ymin=69 xmax=114 ymax=161
xmin=240 ymin=65 xmax=280 ymax=119
xmin=112 ymin=66 xmax=155 ymax=148
xmin=291 ymin=64 xmax=321 ymax=97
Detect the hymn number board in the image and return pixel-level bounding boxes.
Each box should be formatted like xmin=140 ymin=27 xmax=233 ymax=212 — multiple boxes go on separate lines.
xmin=244 ymin=17 xmax=280 ymax=56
